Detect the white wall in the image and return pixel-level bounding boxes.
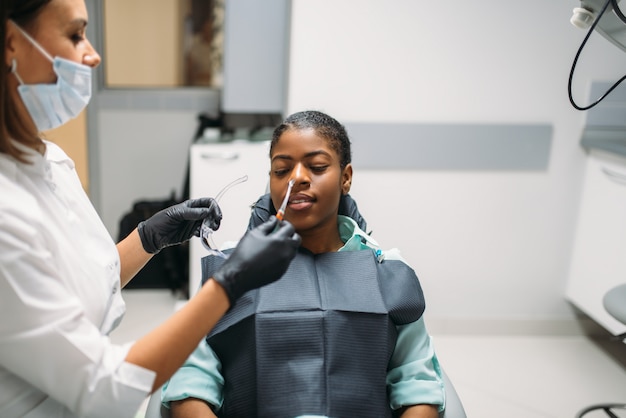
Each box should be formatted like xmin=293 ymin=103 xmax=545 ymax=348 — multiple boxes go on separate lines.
xmin=287 ymin=0 xmax=626 ymax=332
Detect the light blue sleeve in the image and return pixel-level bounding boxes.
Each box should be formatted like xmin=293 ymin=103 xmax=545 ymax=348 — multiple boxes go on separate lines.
xmin=386 ymin=317 xmax=446 ymax=412
xmin=161 ymin=338 xmax=224 ymax=410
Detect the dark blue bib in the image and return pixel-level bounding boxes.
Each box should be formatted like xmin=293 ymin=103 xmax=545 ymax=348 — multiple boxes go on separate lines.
xmin=201 ymin=248 xmax=425 ymax=418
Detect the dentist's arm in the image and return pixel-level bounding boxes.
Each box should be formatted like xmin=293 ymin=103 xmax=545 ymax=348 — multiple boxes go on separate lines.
xmin=116 ymin=229 xmax=152 ymax=287
xmin=125 ymin=217 xmax=300 ymax=391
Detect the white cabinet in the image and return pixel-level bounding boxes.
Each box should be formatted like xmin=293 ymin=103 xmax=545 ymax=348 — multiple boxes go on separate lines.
xmin=188 ymin=141 xmax=271 ymax=296
xmin=566 ymin=149 xmax=626 ymax=335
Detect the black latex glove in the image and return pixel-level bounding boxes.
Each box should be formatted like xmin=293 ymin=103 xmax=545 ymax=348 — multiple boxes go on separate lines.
xmin=137 ymin=197 xmax=222 ymax=254
xmin=212 ymin=216 xmax=301 ymax=305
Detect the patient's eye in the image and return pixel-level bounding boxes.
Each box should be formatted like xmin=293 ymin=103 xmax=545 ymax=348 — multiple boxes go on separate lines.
xmin=310 ymin=165 xmax=328 ymax=173
xmin=272 ymin=167 xmax=290 ymax=177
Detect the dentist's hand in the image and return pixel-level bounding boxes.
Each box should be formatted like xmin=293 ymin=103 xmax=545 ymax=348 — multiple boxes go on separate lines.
xmin=212 ymin=217 xmax=301 ymax=305
xmin=138 ymin=197 xmax=222 ymax=254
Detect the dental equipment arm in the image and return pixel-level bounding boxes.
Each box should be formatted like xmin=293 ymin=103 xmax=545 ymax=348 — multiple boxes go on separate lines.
xmin=571 ymin=0 xmax=626 ymax=52
xmin=569 ymin=0 xmax=626 ymax=110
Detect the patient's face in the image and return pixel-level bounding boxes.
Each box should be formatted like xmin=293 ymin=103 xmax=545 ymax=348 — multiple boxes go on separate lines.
xmin=269 ymin=128 xmax=349 ymax=239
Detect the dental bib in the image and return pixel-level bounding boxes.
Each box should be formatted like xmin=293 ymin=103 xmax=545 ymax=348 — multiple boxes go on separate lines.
xmin=201 ymin=248 xmax=426 ymax=418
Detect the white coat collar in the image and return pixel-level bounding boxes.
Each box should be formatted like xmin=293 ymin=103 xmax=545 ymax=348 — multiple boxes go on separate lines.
xmin=10 ymin=139 xmax=75 ymax=176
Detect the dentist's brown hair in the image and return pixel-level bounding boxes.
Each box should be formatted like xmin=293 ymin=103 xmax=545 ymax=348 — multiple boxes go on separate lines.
xmin=0 ymin=0 xmax=51 ymax=162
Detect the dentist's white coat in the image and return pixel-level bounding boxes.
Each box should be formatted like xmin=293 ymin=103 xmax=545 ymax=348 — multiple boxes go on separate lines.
xmin=0 ymin=141 xmax=155 ymax=418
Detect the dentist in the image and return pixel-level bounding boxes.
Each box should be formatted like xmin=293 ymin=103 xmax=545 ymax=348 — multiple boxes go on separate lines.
xmin=0 ymin=1 xmax=301 ymax=417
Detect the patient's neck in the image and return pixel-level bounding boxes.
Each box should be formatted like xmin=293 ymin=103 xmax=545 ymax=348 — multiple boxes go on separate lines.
xmin=299 ymin=223 xmax=344 ymax=255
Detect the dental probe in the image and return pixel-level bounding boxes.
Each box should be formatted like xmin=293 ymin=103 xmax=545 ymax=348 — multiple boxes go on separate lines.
xmin=276 ymin=178 xmax=295 ymax=221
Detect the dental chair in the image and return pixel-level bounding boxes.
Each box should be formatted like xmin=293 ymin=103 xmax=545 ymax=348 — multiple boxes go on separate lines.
xmin=574 ymin=283 xmax=626 ymax=418
xmin=144 ymin=367 xmax=467 ymax=418
xmin=144 ymin=193 xmax=466 ymax=418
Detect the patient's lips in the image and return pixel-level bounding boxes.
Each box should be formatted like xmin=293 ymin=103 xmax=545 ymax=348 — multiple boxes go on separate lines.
xmin=288 ymin=193 xmax=314 ymax=211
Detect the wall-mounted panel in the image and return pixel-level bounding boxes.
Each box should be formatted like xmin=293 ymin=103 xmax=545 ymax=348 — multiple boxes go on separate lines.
xmin=221 ymin=0 xmax=289 ymax=113
xmin=346 ymin=123 xmax=553 ymax=170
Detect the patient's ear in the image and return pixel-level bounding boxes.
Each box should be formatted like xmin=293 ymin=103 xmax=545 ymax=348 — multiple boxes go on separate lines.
xmin=341 ymin=164 xmax=353 ymax=195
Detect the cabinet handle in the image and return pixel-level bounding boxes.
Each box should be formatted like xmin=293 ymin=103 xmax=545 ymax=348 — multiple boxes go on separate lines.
xmin=601 ymin=166 xmax=626 ymax=185
xmin=200 ymin=152 xmax=240 ymax=161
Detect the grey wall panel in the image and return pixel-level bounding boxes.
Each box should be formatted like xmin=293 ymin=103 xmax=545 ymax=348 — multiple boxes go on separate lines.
xmin=585 ymin=106 xmax=626 ymax=128
xmin=345 ymin=123 xmax=553 ymax=170
xmin=589 ymin=81 xmax=626 ymax=103
xmin=584 ymin=82 xmax=626 ymax=128
xmin=221 ymin=0 xmax=289 ymax=113
xmin=581 ymin=130 xmax=626 ymax=156
xmin=581 ymin=81 xmax=626 ymax=157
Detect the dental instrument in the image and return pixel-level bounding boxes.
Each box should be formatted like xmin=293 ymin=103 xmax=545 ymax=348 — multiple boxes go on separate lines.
xmin=276 ymin=178 xmax=295 ymax=221
xmin=200 ymin=174 xmax=248 ymax=257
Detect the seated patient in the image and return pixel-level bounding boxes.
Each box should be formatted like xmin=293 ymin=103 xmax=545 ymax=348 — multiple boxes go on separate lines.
xmin=162 ymin=110 xmax=446 ymax=418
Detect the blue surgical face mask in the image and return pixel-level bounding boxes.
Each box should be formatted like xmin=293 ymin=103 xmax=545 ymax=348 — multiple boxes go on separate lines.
xmin=10 ymin=21 xmax=92 ymax=132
